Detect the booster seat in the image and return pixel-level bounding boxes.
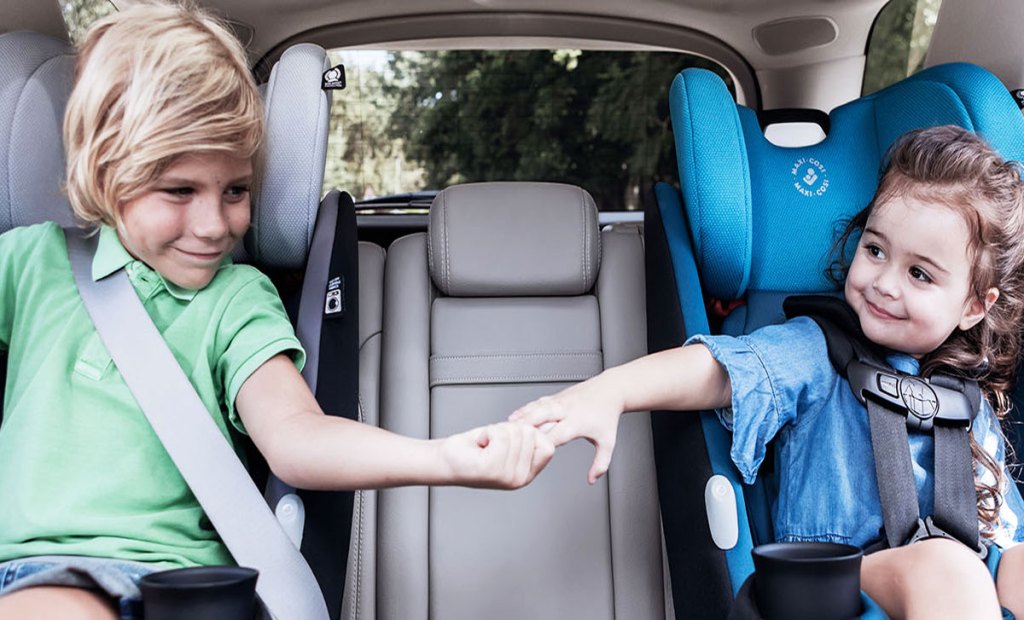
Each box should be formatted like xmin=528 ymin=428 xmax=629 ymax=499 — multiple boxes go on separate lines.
xmin=646 ymin=62 xmax=1024 ymax=617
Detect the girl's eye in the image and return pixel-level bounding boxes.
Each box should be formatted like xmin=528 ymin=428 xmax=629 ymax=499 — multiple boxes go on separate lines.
xmin=909 ymin=266 xmax=933 ymax=284
xmin=161 ymin=187 xmax=194 ymax=197
xmin=864 ymin=243 xmax=885 ymax=260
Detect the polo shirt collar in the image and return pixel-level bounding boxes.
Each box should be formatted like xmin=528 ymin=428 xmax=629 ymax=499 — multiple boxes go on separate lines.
xmin=91 ymin=226 xmax=231 ymax=302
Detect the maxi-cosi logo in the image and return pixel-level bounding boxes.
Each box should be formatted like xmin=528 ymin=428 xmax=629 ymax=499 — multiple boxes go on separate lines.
xmin=791 ymin=157 xmax=829 ymax=197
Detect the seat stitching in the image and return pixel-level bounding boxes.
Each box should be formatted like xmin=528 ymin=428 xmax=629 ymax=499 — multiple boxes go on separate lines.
xmin=431 ymin=352 xmax=601 ymax=360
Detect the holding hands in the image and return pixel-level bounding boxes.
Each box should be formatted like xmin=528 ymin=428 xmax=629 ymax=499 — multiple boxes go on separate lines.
xmin=441 ymin=421 xmax=556 ymax=489
xmin=509 ymin=373 xmax=627 ymax=485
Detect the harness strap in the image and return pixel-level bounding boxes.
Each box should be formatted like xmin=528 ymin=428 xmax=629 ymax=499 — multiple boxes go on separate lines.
xmin=784 ymin=295 xmax=983 ymax=554
xmin=865 ymin=397 xmax=921 ymax=549
xmin=933 ymin=425 xmax=979 ymax=547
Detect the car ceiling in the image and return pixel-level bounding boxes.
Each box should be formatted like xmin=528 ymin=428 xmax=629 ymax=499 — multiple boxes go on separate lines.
xmin=9 ymin=0 xmax=893 ymax=109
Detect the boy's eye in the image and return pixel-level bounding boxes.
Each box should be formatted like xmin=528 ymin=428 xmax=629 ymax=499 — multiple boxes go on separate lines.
xmin=909 ymin=266 xmax=933 ymax=284
xmin=224 ymin=185 xmax=251 ymax=203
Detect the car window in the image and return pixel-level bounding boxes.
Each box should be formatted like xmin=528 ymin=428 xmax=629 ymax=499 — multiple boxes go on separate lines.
xmin=863 ymin=0 xmax=943 ymax=95
xmin=324 ymin=49 xmax=733 ymax=212
xmin=58 ymin=0 xmax=115 ymax=42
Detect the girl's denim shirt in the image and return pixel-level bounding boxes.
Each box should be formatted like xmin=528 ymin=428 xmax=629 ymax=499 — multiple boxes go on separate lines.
xmin=688 ymin=317 xmax=1024 ymax=550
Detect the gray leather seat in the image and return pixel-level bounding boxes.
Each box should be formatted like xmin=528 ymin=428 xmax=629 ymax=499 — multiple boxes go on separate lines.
xmin=377 ymin=182 xmax=665 ymax=620
xmin=343 ymin=240 xmax=385 ymax=620
xmin=0 ymin=30 xmax=75 ymax=232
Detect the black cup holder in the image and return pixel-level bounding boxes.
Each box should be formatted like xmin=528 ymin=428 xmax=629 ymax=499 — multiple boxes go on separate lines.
xmin=140 ymin=565 xmax=258 ymax=620
xmin=751 ymin=542 xmax=863 ymax=620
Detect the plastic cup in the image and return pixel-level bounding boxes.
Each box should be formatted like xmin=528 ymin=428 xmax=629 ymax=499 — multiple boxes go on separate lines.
xmin=752 ymin=542 xmax=863 ymax=620
xmin=139 ymin=565 xmax=258 ymax=620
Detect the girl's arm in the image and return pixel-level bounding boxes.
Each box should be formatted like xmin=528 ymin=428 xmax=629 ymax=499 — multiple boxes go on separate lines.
xmin=510 ymin=343 xmax=730 ymax=483
xmin=235 ymin=354 xmax=555 ymax=491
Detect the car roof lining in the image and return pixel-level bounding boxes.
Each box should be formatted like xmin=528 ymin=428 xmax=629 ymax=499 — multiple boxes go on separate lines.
xmin=252 ymin=12 xmax=759 ymax=107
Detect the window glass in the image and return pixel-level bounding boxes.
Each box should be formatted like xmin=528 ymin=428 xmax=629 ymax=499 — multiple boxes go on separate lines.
xmin=324 ymin=49 xmax=732 ymax=211
xmin=863 ymin=0 xmax=943 ymax=95
xmin=58 ymin=0 xmax=116 ymax=43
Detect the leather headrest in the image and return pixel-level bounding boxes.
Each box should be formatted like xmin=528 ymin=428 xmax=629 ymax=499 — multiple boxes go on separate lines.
xmin=428 ymin=182 xmax=600 ymax=297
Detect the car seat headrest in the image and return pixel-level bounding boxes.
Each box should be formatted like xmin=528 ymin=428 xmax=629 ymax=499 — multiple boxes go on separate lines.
xmin=428 ymin=182 xmax=601 ymax=297
xmin=246 ymin=42 xmax=331 ymax=270
xmin=670 ymin=63 xmax=1024 ymax=301
xmin=0 ymin=31 xmax=76 ymax=233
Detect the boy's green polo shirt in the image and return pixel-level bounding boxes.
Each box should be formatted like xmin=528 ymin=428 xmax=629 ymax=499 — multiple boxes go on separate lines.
xmin=0 ymin=222 xmax=304 ymax=568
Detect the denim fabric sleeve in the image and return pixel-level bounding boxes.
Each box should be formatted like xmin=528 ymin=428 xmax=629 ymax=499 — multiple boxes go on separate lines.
xmin=973 ymin=401 xmax=1024 ymax=547
xmin=686 ymin=317 xmax=838 ymax=484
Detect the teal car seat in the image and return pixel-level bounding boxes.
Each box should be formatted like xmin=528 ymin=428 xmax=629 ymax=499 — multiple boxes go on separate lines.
xmin=646 ymin=62 xmax=1024 ymax=618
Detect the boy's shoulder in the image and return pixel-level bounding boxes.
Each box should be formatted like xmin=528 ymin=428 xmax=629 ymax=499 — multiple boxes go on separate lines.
xmin=0 ymin=220 xmax=62 ymax=243
xmin=0 ymin=221 xmax=65 ymax=259
xmin=203 ymin=262 xmax=285 ymax=305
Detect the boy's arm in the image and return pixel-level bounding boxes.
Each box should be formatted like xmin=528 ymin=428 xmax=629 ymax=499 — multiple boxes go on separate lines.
xmin=510 ymin=343 xmax=730 ymax=483
xmin=235 ymin=354 xmax=555 ymax=491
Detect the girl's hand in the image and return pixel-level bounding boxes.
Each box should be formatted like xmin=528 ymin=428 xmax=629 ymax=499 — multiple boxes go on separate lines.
xmin=509 ymin=373 xmax=626 ymax=485
xmin=440 ymin=422 xmax=556 ymax=489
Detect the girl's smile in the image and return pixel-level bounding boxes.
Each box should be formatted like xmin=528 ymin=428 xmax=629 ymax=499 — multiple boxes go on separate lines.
xmin=844 ymin=194 xmax=992 ymax=357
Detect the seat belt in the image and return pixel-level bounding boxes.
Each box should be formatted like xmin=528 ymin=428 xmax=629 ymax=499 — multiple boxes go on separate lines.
xmin=65 ymin=229 xmax=330 ymax=620
xmin=783 ymin=295 xmax=984 ymax=557
xmin=264 ymin=190 xmax=361 ymax=620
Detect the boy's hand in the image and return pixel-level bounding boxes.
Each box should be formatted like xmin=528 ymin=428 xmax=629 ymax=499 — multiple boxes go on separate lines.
xmin=509 ymin=373 xmax=625 ymax=485
xmin=440 ymin=422 xmax=555 ymax=489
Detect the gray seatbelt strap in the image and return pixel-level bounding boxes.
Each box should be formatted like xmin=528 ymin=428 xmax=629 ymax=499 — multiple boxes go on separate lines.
xmin=65 ymin=229 xmax=330 ymax=620
xmin=264 ymin=196 xmax=339 ymax=525
xmin=297 ymin=195 xmax=339 ymax=393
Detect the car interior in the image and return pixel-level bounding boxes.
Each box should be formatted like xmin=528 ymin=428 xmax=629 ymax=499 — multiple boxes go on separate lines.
xmin=2 ymin=0 xmax=1024 ymax=618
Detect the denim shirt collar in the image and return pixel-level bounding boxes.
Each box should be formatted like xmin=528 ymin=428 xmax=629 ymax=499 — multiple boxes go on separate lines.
xmin=885 ymin=352 xmax=921 ymax=376
xmin=91 ymin=226 xmax=231 ymax=302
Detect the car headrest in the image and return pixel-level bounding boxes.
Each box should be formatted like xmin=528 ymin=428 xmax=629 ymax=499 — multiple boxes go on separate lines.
xmin=926 ymin=0 xmax=1024 ymax=95
xmin=247 ymin=42 xmax=330 ymax=270
xmin=0 ymin=31 xmax=75 ymax=233
xmin=670 ymin=63 xmax=1024 ymax=301
xmin=428 ymin=182 xmax=601 ymax=297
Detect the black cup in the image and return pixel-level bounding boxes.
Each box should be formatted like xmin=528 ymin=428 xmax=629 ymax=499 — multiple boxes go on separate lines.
xmin=139 ymin=565 xmax=258 ymax=620
xmin=752 ymin=542 xmax=863 ymax=620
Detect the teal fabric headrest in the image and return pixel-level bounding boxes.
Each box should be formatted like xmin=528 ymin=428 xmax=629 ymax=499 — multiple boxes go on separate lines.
xmin=671 ymin=63 xmax=1024 ymax=300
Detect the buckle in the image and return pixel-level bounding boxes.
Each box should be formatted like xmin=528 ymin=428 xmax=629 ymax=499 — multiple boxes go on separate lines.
xmin=846 ymin=361 xmax=976 ymax=432
xmin=906 ymin=516 xmax=987 ymax=560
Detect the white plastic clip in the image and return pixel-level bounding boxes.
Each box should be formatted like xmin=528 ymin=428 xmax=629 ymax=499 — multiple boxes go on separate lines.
xmin=275 ymin=492 xmax=306 ymax=549
xmin=705 ymin=475 xmax=739 ymax=550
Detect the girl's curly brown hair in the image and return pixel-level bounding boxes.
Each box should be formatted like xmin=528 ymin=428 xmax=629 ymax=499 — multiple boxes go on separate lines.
xmin=830 ymin=125 xmax=1024 ymax=535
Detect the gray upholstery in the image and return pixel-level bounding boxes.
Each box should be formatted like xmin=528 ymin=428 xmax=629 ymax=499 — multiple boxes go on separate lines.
xmin=379 ymin=184 xmax=664 ymax=620
xmin=342 ymin=241 xmax=386 ymax=620
xmin=0 ymin=31 xmax=75 ymax=233
xmin=428 ymin=182 xmax=600 ymax=296
xmin=248 ymin=42 xmax=330 ymax=269
xmin=926 ymin=0 xmax=1024 ymax=91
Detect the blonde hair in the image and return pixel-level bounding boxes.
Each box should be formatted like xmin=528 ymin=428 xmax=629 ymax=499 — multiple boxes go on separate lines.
xmin=832 ymin=125 xmax=1024 ymax=534
xmin=64 ymin=1 xmax=264 ymax=227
